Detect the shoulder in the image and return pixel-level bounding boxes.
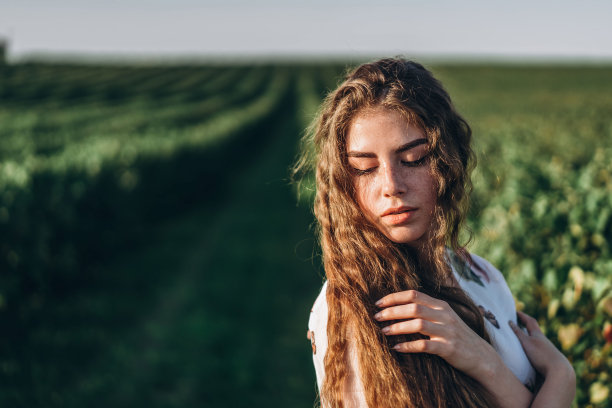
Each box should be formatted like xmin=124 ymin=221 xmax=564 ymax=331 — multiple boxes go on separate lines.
xmin=460 ymin=252 xmax=538 ymax=386
xmin=447 ymin=248 xmax=517 ymax=323
xmin=309 ymin=280 xmax=328 ymax=326
xmin=461 ymin=251 xmax=513 ymax=301
xmin=467 ymin=252 xmax=506 ymax=284
xmin=307 ymin=281 xmax=329 ymax=352
xmin=446 ymin=248 xmax=504 ymax=287
xmin=311 ymin=280 xmax=328 ymax=311
xmin=306 ymin=281 xmax=368 ymax=401
xmin=307 ymin=281 xmax=329 ymax=390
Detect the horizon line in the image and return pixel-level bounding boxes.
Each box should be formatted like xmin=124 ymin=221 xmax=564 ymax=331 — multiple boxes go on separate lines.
xmin=7 ymin=50 xmax=612 ymax=66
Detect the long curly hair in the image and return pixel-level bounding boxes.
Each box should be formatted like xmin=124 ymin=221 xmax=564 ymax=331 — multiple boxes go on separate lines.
xmin=294 ymin=58 xmax=497 ymax=407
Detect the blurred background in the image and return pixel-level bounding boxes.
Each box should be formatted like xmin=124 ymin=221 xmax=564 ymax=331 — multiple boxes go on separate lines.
xmin=1 ymin=1 xmax=611 ymax=407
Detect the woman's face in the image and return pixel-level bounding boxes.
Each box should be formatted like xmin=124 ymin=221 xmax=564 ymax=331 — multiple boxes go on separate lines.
xmin=346 ymin=108 xmax=437 ymax=246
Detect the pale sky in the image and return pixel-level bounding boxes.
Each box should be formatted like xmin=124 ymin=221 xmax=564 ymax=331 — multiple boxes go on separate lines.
xmin=2 ymin=0 xmax=611 ymax=61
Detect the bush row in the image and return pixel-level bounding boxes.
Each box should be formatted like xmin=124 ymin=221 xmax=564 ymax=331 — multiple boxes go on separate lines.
xmin=0 ymin=65 xmax=292 ymax=322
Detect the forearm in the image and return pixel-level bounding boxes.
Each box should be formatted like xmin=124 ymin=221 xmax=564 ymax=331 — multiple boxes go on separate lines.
xmin=530 ymin=363 xmax=576 ymax=408
xmin=475 ymin=345 xmax=533 ymax=408
xmin=508 ymin=313 xmax=576 ymax=408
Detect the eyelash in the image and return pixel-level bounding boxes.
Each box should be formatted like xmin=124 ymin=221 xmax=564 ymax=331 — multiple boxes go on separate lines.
xmin=402 ymin=156 xmax=428 ymax=168
xmin=352 ymin=156 xmax=428 ymax=176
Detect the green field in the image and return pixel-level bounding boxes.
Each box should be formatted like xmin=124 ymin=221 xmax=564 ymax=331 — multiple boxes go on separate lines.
xmin=0 ymin=61 xmax=610 ymax=407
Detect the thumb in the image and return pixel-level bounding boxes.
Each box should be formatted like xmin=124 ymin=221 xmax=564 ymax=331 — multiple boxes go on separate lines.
xmin=508 ymin=320 xmax=528 ymax=344
xmin=516 ymin=310 xmax=542 ymax=336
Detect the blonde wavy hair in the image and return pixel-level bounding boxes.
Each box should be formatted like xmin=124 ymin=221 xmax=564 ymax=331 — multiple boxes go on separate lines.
xmin=294 ymin=58 xmax=497 ymax=407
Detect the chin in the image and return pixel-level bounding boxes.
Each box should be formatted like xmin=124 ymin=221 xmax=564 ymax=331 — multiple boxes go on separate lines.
xmin=386 ymin=229 xmax=427 ymax=246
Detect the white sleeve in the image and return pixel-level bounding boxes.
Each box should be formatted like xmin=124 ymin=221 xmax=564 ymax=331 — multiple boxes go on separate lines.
xmin=307 ymin=281 xmax=369 ymax=407
xmin=467 ymin=253 xmax=538 ymax=389
xmin=469 ymin=253 xmax=517 ymax=314
xmin=308 ymin=281 xmax=329 ymax=392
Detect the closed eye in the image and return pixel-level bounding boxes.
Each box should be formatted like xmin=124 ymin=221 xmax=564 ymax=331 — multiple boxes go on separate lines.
xmin=352 ymin=154 xmax=429 ymax=175
xmin=351 ymin=167 xmax=376 ymax=176
xmin=401 ymin=154 xmax=429 ymax=168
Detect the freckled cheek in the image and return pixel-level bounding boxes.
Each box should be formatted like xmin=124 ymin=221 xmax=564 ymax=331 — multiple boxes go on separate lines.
xmin=414 ymin=170 xmax=438 ymax=210
xmin=354 ymin=180 xmax=379 ymax=219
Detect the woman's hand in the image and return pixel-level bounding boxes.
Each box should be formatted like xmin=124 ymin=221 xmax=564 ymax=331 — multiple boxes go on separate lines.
xmin=509 ymin=311 xmax=576 ymax=408
xmin=374 ymin=289 xmax=498 ymax=378
xmin=374 ymin=289 xmax=534 ymax=408
xmin=509 ymin=311 xmax=574 ymax=377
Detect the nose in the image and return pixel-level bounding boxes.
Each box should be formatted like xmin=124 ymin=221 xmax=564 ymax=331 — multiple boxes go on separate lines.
xmin=381 ymin=162 xmax=406 ymax=197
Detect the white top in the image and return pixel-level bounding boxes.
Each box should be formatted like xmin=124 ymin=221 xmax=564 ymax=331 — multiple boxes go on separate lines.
xmin=306 ymin=251 xmax=537 ymax=406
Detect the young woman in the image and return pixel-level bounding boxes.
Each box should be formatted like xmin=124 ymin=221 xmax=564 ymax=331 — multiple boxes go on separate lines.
xmin=295 ymin=58 xmax=575 ymax=407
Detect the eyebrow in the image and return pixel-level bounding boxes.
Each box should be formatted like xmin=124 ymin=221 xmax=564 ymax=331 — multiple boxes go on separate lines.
xmin=346 ymin=138 xmax=428 ymax=158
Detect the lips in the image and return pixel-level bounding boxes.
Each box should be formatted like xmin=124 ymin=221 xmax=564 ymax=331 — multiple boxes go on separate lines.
xmin=381 ymin=206 xmax=417 ymax=217
xmin=381 ymin=206 xmax=418 ymax=225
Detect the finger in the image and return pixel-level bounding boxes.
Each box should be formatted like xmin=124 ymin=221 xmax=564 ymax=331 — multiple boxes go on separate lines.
xmin=382 ymin=318 xmax=444 ymax=337
xmin=508 ymin=319 xmax=528 ymax=343
xmin=393 ymin=339 xmax=441 ymax=354
xmin=375 ymin=290 xmax=446 ymax=310
xmin=516 ymin=311 xmax=542 ymax=336
xmin=374 ymin=302 xmax=446 ymax=322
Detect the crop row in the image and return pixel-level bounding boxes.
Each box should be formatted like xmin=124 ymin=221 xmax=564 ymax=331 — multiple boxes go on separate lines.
xmin=0 ymin=64 xmax=292 ymax=321
xmin=0 ymin=66 xmax=271 ymax=163
xmin=0 ymin=63 xmax=253 ymax=106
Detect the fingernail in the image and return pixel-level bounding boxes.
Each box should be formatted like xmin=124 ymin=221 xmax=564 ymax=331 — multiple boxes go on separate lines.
xmin=375 ymin=299 xmax=383 ymax=307
xmin=508 ymin=320 xmax=516 ymax=329
xmin=381 ymin=326 xmax=390 ymax=334
xmin=374 ymin=312 xmax=382 ymax=320
xmin=392 ymin=344 xmax=401 ymax=350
